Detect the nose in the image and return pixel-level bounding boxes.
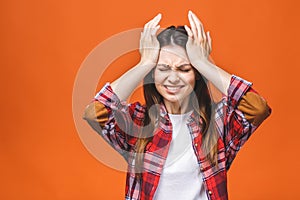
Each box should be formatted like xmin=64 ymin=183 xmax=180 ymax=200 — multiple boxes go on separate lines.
xmin=167 ymin=70 xmax=180 ymax=84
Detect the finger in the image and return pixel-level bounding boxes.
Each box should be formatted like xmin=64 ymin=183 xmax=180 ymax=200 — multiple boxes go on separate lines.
xmin=152 ymin=13 xmax=162 ymax=26
xmin=189 ymin=11 xmax=201 ymax=40
xmin=190 ymin=11 xmax=205 ymax=42
xmin=145 ymin=13 xmax=161 ymax=29
xmin=188 ymin=11 xmax=198 ymax=41
xmin=207 ymin=31 xmax=212 ymax=51
xmin=184 ymin=25 xmax=193 ymax=38
xmin=140 ymin=32 xmax=144 ymax=44
xmin=148 ymin=15 xmax=161 ymax=39
xmin=144 ymin=13 xmax=162 ymax=37
xmin=151 ymin=25 xmax=160 ymax=36
xmin=139 ymin=32 xmax=144 ymax=52
xmin=199 ymin=23 xmax=206 ymax=42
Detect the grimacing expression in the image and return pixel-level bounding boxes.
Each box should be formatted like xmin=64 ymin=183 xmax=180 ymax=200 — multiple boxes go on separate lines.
xmin=154 ymin=45 xmax=196 ymax=105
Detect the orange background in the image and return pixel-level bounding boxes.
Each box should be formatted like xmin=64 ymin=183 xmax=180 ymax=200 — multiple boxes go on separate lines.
xmin=1 ymin=0 xmax=300 ymax=199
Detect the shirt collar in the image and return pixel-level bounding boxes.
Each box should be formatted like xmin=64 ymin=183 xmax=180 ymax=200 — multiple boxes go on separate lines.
xmin=159 ymin=103 xmax=168 ymax=118
xmin=158 ymin=102 xmax=203 ymax=125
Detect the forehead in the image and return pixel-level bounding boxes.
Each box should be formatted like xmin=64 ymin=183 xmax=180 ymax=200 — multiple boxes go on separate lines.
xmin=158 ymin=45 xmax=189 ymax=63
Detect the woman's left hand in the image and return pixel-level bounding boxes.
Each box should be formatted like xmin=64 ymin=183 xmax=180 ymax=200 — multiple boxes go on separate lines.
xmin=184 ymin=11 xmax=212 ymax=65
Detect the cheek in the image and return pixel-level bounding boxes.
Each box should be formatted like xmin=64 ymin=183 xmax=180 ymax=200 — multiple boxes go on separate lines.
xmin=153 ymin=70 xmax=165 ymax=83
xmin=182 ymin=72 xmax=196 ymax=86
xmin=189 ymin=76 xmax=196 ymax=87
xmin=153 ymin=71 xmax=161 ymax=91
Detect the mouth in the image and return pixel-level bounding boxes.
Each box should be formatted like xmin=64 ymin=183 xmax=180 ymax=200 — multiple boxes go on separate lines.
xmin=163 ymin=85 xmax=185 ymax=93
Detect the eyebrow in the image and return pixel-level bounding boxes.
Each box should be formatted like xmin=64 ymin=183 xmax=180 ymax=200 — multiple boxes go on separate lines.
xmin=156 ymin=63 xmax=191 ymax=69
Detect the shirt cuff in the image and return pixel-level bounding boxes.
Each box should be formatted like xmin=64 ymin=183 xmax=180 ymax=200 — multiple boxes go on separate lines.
xmin=227 ymin=75 xmax=253 ymax=108
xmin=94 ymin=83 xmax=124 ymax=110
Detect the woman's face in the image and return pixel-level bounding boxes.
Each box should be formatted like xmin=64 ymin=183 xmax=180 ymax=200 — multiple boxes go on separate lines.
xmin=154 ymin=45 xmax=195 ymax=107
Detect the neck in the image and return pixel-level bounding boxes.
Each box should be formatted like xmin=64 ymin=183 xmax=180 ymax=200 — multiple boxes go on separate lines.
xmin=163 ymin=97 xmax=192 ymax=114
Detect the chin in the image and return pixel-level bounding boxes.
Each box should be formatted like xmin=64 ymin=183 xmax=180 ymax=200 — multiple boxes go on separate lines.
xmin=163 ymin=94 xmax=185 ymax=103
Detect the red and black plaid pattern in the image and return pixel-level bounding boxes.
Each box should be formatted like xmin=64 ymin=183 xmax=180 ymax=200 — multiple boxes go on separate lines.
xmin=93 ymin=75 xmax=260 ymax=200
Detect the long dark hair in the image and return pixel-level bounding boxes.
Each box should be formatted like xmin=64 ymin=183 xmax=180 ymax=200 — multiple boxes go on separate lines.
xmin=135 ymin=26 xmax=218 ymax=178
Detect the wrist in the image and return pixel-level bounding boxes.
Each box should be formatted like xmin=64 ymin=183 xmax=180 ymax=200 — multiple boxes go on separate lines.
xmin=191 ymin=58 xmax=211 ymax=69
xmin=138 ymin=59 xmax=157 ymax=69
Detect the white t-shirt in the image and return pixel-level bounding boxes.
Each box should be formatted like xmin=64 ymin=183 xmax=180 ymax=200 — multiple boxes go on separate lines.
xmin=153 ymin=111 xmax=208 ymax=200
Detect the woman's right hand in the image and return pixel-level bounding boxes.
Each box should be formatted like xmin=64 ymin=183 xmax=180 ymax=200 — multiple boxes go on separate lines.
xmin=139 ymin=13 xmax=162 ymax=67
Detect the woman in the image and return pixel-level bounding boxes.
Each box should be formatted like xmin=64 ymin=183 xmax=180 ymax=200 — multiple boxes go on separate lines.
xmin=83 ymin=11 xmax=271 ymax=200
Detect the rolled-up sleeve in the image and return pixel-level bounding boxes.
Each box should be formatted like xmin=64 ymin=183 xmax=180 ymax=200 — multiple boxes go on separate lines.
xmin=219 ymin=75 xmax=271 ymax=169
xmin=83 ymin=100 xmax=109 ymax=128
xmin=83 ymin=83 xmax=145 ymax=155
xmin=237 ymin=89 xmax=271 ymax=126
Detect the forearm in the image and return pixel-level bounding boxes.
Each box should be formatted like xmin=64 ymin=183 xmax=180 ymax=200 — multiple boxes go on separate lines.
xmin=192 ymin=59 xmax=232 ymax=95
xmin=111 ymin=61 xmax=154 ymax=101
xmin=184 ymin=11 xmax=231 ymax=94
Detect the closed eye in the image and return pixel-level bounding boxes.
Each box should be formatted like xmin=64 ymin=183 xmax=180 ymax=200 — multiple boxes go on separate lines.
xmin=156 ymin=64 xmax=171 ymax=71
xmin=177 ymin=64 xmax=192 ymax=72
xmin=156 ymin=63 xmax=192 ymax=72
xmin=179 ymin=69 xmax=191 ymax=72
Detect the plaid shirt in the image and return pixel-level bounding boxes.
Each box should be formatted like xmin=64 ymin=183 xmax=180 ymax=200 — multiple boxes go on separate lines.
xmin=91 ymin=75 xmax=267 ymax=200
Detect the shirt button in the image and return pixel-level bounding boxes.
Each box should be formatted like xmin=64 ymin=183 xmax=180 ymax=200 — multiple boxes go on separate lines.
xmin=195 ymin=143 xmax=198 ymax=147
xmin=208 ymin=190 xmax=212 ymax=195
xmin=200 ymin=167 xmax=204 ymax=171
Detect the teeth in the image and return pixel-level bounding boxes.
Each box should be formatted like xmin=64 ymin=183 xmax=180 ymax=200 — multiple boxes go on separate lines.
xmin=165 ymin=86 xmax=181 ymax=91
xmin=167 ymin=86 xmax=180 ymax=89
